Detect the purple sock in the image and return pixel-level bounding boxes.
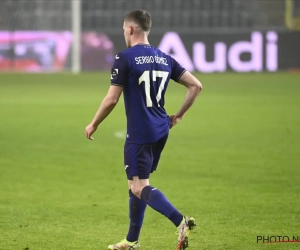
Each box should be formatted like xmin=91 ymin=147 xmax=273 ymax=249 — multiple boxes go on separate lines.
xmin=141 ymin=186 xmax=183 ymax=227
xmin=126 ymin=190 xmax=147 ymax=242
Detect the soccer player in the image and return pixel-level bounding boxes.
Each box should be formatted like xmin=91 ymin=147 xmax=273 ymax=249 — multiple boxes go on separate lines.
xmin=85 ymin=9 xmax=202 ymax=250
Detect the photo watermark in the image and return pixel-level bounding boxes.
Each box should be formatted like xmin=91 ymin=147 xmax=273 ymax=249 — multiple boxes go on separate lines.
xmin=257 ymin=235 xmax=300 ymax=244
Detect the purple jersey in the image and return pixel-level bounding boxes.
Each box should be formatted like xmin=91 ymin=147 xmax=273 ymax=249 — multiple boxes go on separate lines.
xmin=111 ymin=44 xmax=186 ymax=144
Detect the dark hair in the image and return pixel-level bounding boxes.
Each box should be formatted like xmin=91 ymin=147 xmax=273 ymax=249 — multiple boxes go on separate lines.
xmin=124 ymin=9 xmax=152 ymax=32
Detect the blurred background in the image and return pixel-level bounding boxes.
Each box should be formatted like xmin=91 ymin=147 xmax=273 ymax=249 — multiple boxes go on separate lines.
xmin=0 ymin=0 xmax=299 ymax=73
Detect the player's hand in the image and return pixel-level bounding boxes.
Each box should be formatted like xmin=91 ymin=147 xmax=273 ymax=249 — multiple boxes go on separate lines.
xmin=85 ymin=123 xmax=97 ymax=140
xmin=169 ymin=115 xmax=182 ymax=129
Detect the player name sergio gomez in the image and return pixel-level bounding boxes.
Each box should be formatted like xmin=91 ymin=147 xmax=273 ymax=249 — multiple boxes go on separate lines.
xmin=135 ymin=55 xmax=169 ymax=65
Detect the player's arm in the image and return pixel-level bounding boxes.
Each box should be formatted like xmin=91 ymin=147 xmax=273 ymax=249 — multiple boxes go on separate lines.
xmin=85 ymin=52 xmax=128 ymax=140
xmin=170 ymin=71 xmax=202 ymax=128
xmin=85 ymin=85 xmax=123 ymax=140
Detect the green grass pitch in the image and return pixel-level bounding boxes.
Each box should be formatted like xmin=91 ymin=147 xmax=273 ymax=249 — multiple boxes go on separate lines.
xmin=0 ymin=72 xmax=299 ymax=250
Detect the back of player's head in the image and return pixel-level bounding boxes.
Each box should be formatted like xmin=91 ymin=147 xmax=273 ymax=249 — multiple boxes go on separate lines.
xmin=124 ymin=9 xmax=152 ymax=32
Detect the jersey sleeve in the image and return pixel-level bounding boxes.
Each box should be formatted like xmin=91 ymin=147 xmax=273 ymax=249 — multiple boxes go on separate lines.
xmin=110 ymin=54 xmax=129 ymax=87
xmin=170 ymin=56 xmax=186 ymax=82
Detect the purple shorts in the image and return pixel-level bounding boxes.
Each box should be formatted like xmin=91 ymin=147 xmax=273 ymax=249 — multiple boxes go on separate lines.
xmin=124 ymin=133 xmax=168 ymax=180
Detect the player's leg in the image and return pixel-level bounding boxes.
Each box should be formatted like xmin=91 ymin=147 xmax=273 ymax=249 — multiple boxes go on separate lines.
xmin=126 ymin=179 xmax=147 ymax=243
xmin=108 ymin=145 xmax=147 ymax=250
xmin=124 ymin=144 xmax=148 ymax=244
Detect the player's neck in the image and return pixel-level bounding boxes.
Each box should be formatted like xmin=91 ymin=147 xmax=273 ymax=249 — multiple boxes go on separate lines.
xmin=131 ymin=37 xmax=150 ymax=47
